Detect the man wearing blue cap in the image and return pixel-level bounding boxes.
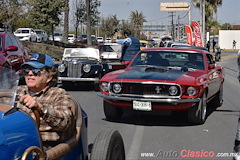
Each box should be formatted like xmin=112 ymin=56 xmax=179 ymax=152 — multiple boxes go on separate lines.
xmin=17 ymin=53 xmax=74 ymax=149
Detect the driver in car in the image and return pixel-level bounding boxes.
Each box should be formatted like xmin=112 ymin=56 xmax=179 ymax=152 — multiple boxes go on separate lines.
xmin=17 ymin=53 xmax=74 ymax=150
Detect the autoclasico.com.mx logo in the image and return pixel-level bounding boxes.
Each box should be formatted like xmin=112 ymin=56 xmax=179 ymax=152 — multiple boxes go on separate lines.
xmin=140 ymin=149 xmax=239 ymax=159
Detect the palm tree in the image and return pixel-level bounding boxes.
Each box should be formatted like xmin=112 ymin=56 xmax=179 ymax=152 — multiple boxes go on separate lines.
xmin=129 ymin=10 xmax=146 ymax=39
xmin=192 ymin=0 xmax=222 ymax=29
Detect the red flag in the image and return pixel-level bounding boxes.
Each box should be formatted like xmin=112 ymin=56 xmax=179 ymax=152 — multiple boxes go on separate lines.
xmin=192 ymin=21 xmax=203 ymax=47
xmin=185 ymin=25 xmax=193 ymax=46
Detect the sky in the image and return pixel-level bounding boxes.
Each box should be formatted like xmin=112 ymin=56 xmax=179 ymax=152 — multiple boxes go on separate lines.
xmin=96 ymin=0 xmax=240 ymax=26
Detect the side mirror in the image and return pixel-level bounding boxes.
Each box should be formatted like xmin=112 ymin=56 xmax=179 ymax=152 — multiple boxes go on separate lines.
xmin=6 ymin=45 xmax=18 ymax=51
xmin=208 ymin=64 xmax=215 ymax=69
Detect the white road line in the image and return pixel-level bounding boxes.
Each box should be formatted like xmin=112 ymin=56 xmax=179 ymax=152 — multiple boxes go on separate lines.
xmin=126 ymin=125 xmax=145 ymax=160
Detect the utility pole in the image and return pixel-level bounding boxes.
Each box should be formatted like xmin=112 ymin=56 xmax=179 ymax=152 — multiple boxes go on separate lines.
xmin=169 ymin=11 xmax=175 ymax=41
xmin=86 ymin=0 xmax=92 ymax=46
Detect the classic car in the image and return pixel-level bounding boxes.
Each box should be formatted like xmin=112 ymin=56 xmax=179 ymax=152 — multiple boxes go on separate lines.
xmin=98 ymin=43 xmax=122 ymax=62
xmin=98 ymin=47 xmax=224 ymax=124
xmin=0 ymin=67 xmax=125 ymax=160
xmin=58 ymin=48 xmax=109 ymax=90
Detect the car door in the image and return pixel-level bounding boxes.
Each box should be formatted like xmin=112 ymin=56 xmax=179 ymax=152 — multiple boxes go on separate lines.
xmin=206 ymin=54 xmax=221 ymax=98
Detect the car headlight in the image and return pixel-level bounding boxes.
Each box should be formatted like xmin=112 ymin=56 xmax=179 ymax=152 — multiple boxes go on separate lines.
xmin=187 ymin=86 xmax=197 ymax=96
xmin=58 ymin=64 xmax=66 ymax=73
xmin=83 ymin=64 xmax=91 ymax=73
xmin=169 ymin=86 xmax=178 ymax=96
xmin=112 ymin=83 xmax=122 ymax=93
xmin=101 ymin=82 xmax=109 ymax=91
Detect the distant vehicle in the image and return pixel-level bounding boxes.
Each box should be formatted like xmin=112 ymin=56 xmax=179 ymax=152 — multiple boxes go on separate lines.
xmin=34 ymin=29 xmax=48 ymax=43
xmin=147 ymin=39 xmax=157 ymax=47
xmin=161 ymin=35 xmax=172 ymax=42
xmin=140 ymin=40 xmax=151 ymax=50
xmin=98 ymin=43 xmax=122 ymax=61
xmin=49 ymin=32 xmax=63 ymax=42
xmin=0 ymin=25 xmax=29 ymax=71
xmin=76 ymin=34 xmax=97 ymax=44
xmin=98 ymin=47 xmax=224 ymax=125
xmin=68 ymin=34 xmax=76 ymax=43
xmin=14 ymin=28 xmax=38 ymax=42
xmin=97 ymin=37 xmax=104 ymax=43
xmin=105 ymin=38 xmax=112 ymax=43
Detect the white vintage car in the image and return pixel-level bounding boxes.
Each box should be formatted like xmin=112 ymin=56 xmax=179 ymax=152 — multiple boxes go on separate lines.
xmin=98 ymin=43 xmax=122 ymax=62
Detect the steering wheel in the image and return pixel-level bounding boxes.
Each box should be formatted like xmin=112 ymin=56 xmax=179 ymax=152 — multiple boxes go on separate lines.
xmin=32 ymin=107 xmax=40 ymax=128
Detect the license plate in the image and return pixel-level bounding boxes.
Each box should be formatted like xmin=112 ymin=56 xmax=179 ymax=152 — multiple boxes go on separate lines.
xmin=133 ymin=100 xmax=152 ymax=111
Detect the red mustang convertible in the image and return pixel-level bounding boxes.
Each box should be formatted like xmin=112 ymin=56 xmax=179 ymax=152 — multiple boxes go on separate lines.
xmin=98 ymin=48 xmax=224 ymax=124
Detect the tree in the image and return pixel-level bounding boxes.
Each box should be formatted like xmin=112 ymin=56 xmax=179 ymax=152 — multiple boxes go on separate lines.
xmin=221 ymin=23 xmax=232 ymax=30
xmin=192 ymin=0 xmax=222 ymax=32
xmin=62 ymin=0 xmax=69 ymax=43
xmin=129 ymin=10 xmax=146 ymax=39
xmin=0 ymin=0 xmax=23 ymax=31
xmin=25 ymin=0 xmax=65 ymax=40
xmin=72 ymin=0 xmax=85 ymax=38
xmin=101 ymin=15 xmax=119 ymax=38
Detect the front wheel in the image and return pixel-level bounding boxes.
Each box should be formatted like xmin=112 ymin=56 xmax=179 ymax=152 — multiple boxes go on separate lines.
xmin=188 ymin=92 xmax=207 ymax=125
xmin=90 ymin=128 xmax=125 ymax=160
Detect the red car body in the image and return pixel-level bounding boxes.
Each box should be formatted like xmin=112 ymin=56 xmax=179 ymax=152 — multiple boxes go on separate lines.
xmin=0 ymin=31 xmax=28 ymax=71
xmin=98 ymin=47 xmax=224 ymax=124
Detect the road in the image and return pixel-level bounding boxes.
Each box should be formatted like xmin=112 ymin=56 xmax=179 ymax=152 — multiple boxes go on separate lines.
xmin=64 ymin=56 xmax=240 ymax=160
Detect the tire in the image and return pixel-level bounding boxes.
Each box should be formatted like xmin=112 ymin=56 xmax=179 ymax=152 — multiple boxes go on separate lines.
xmin=211 ymin=84 xmax=223 ymax=108
xmin=90 ymin=129 xmax=125 ymax=160
xmin=188 ymin=92 xmax=207 ymax=125
xmin=103 ymin=100 xmax=123 ymax=120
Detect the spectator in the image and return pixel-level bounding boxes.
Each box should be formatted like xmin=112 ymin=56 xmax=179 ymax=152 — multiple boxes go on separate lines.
xmin=212 ymin=39 xmax=216 ymax=53
xmin=112 ymin=29 xmax=140 ymax=62
xmin=233 ymin=40 xmax=237 ymax=50
xmin=206 ymin=41 xmax=210 ymax=52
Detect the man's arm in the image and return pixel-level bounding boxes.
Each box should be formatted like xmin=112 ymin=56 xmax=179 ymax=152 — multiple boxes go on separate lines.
xmin=113 ymin=37 xmax=132 ymax=46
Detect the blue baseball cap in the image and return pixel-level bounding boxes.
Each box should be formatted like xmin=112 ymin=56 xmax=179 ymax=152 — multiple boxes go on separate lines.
xmin=21 ymin=53 xmax=54 ymax=69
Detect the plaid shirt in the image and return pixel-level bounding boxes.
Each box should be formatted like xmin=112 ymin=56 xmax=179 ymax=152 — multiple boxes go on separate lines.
xmin=17 ymin=85 xmax=73 ymax=142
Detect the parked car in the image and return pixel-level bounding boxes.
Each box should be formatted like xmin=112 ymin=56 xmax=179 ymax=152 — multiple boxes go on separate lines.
xmin=0 ymin=25 xmax=29 ymax=71
xmin=97 ymin=37 xmax=104 ymax=43
xmin=0 ymin=67 xmax=125 ymax=160
xmin=105 ymin=38 xmax=112 ymax=43
xmin=34 ymin=29 xmax=48 ymax=43
xmin=76 ymin=34 xmax=97 ymax=44
xmin=98 ymin=47 xmax=224 ymax=124
xmin=49 ymin=32 xmax=63 ymax=42
xmin=98 ymin=43 xmax=122 ymax=62
xmin=14 ymin=28 xmax=38 ymax=42
xmin=57 ymin=48 xmax=109 ymax=90
xmin=68 ymin=34 xmax=76 ymax=43
xmin=140 ymin=40 xmax=151 ymax=50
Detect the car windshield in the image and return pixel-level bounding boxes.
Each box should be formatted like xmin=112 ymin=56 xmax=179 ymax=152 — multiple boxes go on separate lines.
xmin=99 ymin=45 xmax=114 ymax=52
xmin=130 ymin=50 xmax=205 ymax=70
xmin=35 ymin=30 xmax=43 ymax=34
xmin=54 ymin=33 xmax=62 ymax=36
xmin=140 ymin=42 xmax=147 ymax=47
xmin=0 ymin=36 xmax=2 ymax=51
xmin=16 ymin=30 xmax=29 ymax=33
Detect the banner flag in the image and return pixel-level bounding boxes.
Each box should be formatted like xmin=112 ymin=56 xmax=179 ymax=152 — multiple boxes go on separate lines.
xmin=185 ymin=25 xmax=193 ymax=46
xmin=192 ymin=21 xmax=203 ymax=47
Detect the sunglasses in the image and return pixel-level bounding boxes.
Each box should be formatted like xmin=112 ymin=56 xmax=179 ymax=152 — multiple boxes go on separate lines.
xmin=23 ymin=68 xmax=42 ymax=76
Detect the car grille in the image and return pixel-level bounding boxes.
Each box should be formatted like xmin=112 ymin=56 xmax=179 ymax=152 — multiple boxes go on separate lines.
xmin=109 ymin=82 xmax=181 ymax=98
xmin=67 ymin=62 xmax=82 ymax=77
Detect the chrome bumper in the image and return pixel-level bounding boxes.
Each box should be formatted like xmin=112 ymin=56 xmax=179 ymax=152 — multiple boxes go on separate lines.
xmin=59 ymin=77 xmax=99 ymax=82
xmin=97 ymin=93 xmax=200 ymax=103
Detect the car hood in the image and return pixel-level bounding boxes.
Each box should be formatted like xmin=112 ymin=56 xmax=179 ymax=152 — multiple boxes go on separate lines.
xmin=63 ymin=48 xmax=99 ymax=61
xmin=103 ymin=66 xmax=205 ymax=83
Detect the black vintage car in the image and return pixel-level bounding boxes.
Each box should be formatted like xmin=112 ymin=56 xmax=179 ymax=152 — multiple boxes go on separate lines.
xmin=58 ymin=48 xmax=109 ymax=90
